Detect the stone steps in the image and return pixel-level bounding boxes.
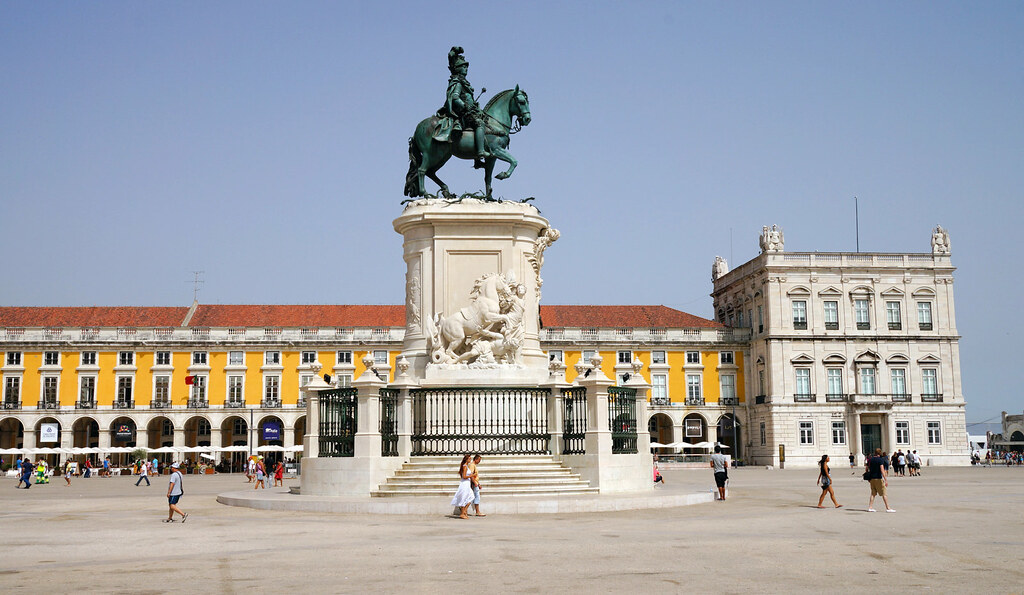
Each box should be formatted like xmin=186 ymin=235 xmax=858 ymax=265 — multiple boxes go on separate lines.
xmin=372 ymin=455 xmax=597 ymax=498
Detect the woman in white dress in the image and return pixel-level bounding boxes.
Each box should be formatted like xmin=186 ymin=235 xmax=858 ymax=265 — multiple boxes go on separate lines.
xmin=451 ymin=454 xmax=474 ymax=519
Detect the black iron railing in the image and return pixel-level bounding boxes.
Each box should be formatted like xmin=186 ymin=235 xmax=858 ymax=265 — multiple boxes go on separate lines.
xmin=319 ymin=387 xmax=357 ymax=457
xmin=793 ymin=394 xmax=816 ymax=403
xmin=380 ymin=388 xmax=399 ymax=457
xmin=3 ymin=401 xmax=22 ymax=410
xmin=150 ymin=400 xmax=171 ymax=409
xmin=608 ymin=386 xmax=637 ymax=454
xmin=187 ymin=399 xmax=208 ymax=409
xmin=561 ymin=386 xmax=587 ymax=455
xmin=225 ymin=399 xmax=246 ymax=408
xmin=825 ymin=393 xmax=848 ymax=402
xmin=891 ymin=394 xmax=911 ymax=403
xmin=76 ymin=400 xmax=95 ymax=410
xmin=411 ymin=387 xmax=550 ymax=456
xmin=37 ymin=400 xmax=60 ymax=410
xmin=921 ymin=393 xmax=943 ymax=403
xmin=113 ymin=400 xmax=134 ymax=409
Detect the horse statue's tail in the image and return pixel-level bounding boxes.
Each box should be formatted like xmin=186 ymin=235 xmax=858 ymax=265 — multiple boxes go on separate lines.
xmin=404 ymin=137 xmax=422 ymax=197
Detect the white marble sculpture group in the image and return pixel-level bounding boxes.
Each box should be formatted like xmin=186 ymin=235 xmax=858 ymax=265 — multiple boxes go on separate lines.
xmin=425 ymin=271 xmax=527 ymax=367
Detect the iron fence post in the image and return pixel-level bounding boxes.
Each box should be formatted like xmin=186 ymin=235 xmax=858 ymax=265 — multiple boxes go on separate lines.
xmin=624 ymin=359 xmax=652 ymax=456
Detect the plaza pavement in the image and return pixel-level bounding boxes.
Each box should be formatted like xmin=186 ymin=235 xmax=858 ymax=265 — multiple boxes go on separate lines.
xmin=1 ymin=466 xmax=1022 ymax=593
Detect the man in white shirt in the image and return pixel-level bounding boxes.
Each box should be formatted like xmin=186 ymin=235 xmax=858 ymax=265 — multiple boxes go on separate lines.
xmin=165 ymin=462 xmax=188 ymax=523
xmin=709 ymin=445 xmax=730 ymax=501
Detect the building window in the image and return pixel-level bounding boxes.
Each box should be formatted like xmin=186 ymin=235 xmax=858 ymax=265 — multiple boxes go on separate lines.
xmin=686 ymin=374 xmax=702 ymax=401
xmin=4 ymin=377 xmax=20 ymax=403
xmin=161 ymin=419 xmax=173 ymax=436
xmin=854 ymin=299 xmax=870 ymax=330
xmin=43 ymin=351 xmax=59 ymax=366
xmin=118 ymin=351 xmax=134 ymax=366
xmin=337 ymin=350 xmax=353 ymax=365
xmin=300 ymin=374 xmax=313 ymax=387
xmin=719 ymin=351 xmax=734 ymax=365
xmin=617 ymin=350 xmax=632 ymax=364
xmin=720 ymin=374 xmax=736 ymax=404
xmin=582 ymin=350 xmax=596 ymax=362
xmin=42 ymin=377 xmax=58 ymax=403
xmin=117 ymin=377 xmax=133 ymax=404
xmin=155 ymin=351 xmax=171 ymax=366
xmin=154 ymin=376 xmax=170 ymax=404
xmin=652 ymin=374 xmax=667 ymax=402
xmin=651 ymin=351 xmax=666 ymax=365
xmin=859 ymin=367 xmax=876 ymax=395
xmin=265 ymin=351 xmax=281 ymax=365
xmin=373 ymin=350 xmax=389 ymax=365
xmin=197 ymin=419 xmax=211 ymax=437
xmin=737 ymin=310 xmax=744 ymax=327
xmin=759 ymin=422 xmax=766 ymax=446
xmin=917 ymin=302 xmax=933 ymax=330
xmin=747 ymin=309 xmax=753 ymax=329
xmin=192 ymin=351 xmax=207 ymax=365
xmin=757 ymin=306 xmax=764 ymax=333
xmin=927 ymin=421 xmax=942 ymax=444
xmin=301 ymin=351 xmax=317 ymax=364
xmin=886 ymin=301 xmax=902 ymax=330
xmin=264 ymin=376 xmax=280 ymax=403
xmin=922 ymin=369 xmax=938 ymax=397
xmin=79 ymin=377 xmax=96 ymax=404
xmin=232 ymin=418 xmax=246 ymax=436
xmin=795 ymin=368 xmax=811 ymax=397
xmin=799 ymin=421 xmax=814 ymax=445
xmin=823 ymin=301 xmax=839 ymax=330
xmin=547 ymin=350 xmax=563 ymax=362
xmin=891 ymin=369 xmax=907 ymax=397
xmin=827 ymin=369 xmax=843 ymax=398
xmin=337 ymin=374 xmax=352 ymax=388
xmin=758 ymin=370 xmax=765 ymax=395
xmin=81 ymin=351 xmax=98 ymax=366
xmin=228 ymin=351 xmax=244 ymax=366
xmin=685 ymin=351 xmax=700 ymax=365
xmin=896 ymin=421 xmax=910 ymax=445
xmin=190 ymin=376 xmax=207 ymax=402
xmin=5 ymin=352 xmax=21 ymax=366
xmin=831 ymin=421 xmax=847 ymax=445
xmin=792 ymin=300 xmax=807 ymax=330
xmin=228 ymin=376 xmax=244 ymax=403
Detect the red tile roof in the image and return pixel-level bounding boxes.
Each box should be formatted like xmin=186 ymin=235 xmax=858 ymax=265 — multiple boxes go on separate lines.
xmin=0 ymin=307 xmax=189 ymax=328
xmin=0 ymin=304 xmax=717 ymax=329
xmin=187 ymin=305 xmax=406 ymax=328
xmin=539 ymin=305 xmax=721 ymax=329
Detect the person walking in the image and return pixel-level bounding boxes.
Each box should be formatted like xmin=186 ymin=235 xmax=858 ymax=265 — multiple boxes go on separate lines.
xmin=849 ymin=452 xmax=856 ymax=474
xmin=254 ymin=457 xmax=266 ymax=490
xmin=83 ymin=459 xmax=92 ymax=478
xmin=165 ymin=462 xmax=188 ymax=523
xmin=273 ymin=461 xmax=284 ymax=487
xmin=19 ymin=457 xmax=33 ymax=489
xmin=450 ymin=454 xmax=475 ymax=519
xmin=816 ymin=454 xmax=842 ymax=508
xmin=135 ymin=459 xmax=151 ymax=486
xmin=710 ymin=445 xmax=729 ymax=501
xmin=468 ymin=454 xmax=486 ymax=517
xmin=866 ymin=448 xmax=895 ymax=513
xmin=64 ymin=459 xmax=74 ymax=487
xmin=102 ymin=457 xmax=111 ymax=478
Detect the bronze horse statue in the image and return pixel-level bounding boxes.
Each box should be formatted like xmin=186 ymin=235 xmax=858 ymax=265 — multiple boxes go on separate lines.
xmin=404 ymin=87 xmax=531 ymax=199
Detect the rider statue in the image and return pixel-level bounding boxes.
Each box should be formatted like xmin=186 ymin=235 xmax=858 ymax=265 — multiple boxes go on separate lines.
xmin=436 ymin=46 xmax=489 ymax=168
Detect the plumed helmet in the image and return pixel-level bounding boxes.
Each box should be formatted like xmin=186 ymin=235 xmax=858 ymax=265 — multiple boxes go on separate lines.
xmin=448 ymin=46 xmax=469 ymax=73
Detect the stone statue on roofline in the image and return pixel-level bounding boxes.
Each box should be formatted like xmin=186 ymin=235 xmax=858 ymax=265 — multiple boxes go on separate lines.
xmin=759 ymin=224 xmax=784 ymax=253
xmin=931 ymin=225 xmax=951 ymax=255
xmin=712 ymin=256 xmax=729 ymax=281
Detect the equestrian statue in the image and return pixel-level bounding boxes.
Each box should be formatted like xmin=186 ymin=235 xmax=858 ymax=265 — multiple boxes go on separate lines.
xmin=404 ymin=47 xmax=531 ymax=199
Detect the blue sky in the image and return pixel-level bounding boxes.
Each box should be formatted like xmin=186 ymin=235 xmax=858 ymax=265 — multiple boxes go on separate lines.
xmin=1 ymin=2 xmax=1022 ymax=422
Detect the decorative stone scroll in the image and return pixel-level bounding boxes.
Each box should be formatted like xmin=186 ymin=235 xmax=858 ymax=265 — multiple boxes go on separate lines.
xmin=526 ymin=227 xmax=560 ymax=299
xmin=424 ymin=271 xmax=527 ymax=367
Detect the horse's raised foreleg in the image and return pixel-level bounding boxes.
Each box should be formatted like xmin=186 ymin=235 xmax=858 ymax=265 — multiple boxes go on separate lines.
xmin=490 ymin=146 xmax=517 ymax=180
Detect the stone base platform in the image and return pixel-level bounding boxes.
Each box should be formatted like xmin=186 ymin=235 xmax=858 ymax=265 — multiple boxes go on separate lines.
xmin=217 ymin=485 xmax=713 ymax=515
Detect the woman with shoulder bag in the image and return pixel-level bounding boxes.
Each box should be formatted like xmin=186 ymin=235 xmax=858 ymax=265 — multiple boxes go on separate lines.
xmin=816 ymin=454 xmax=843 ymax=508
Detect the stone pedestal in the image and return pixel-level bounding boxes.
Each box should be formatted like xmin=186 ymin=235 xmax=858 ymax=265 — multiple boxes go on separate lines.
xmin=394 ymin=199 xmax=556 ymax=385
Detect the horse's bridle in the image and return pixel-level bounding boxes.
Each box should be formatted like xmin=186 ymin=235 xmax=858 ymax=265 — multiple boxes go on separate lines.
xmin=483 ymin=91 xmax=526 ymax=135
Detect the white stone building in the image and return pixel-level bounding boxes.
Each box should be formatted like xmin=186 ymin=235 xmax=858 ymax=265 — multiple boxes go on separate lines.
xmin=711 ymin=225 xmax=969 ymax=467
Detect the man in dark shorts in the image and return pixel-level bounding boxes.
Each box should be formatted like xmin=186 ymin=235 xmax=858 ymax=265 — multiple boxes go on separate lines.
xmin=866 ymin=448 xmax=895 ymax=513
xmin=165 ymin=462 xmax=188 ymax=523
xmin=710 ymin=445 xmax=729 ymax=501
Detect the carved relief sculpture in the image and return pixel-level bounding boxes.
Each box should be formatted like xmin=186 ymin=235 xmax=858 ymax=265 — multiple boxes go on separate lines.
xmin=526 ymin=227 xmax=560 ymax=298
xmin=424 ymin=271 xmax=527 ymax=367
xmin=406 ymin=260 xmax=421 ymax=333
